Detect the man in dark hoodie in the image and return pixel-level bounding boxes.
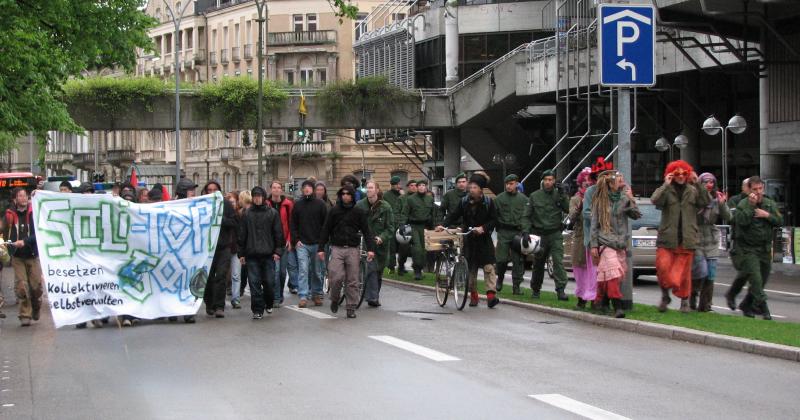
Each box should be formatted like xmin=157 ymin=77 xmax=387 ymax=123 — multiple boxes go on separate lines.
xmin=198 ymin=180 xmax=238 ymax=318
xmin=318 ymin=185 xmax=376 ymax=319
xmin=239 ymin=186 xmax=285 ymax=319
xmin=291 ymin=180 xmax=329 ymax=307
xmin=5 ymin=188 xmax=41 ymax=327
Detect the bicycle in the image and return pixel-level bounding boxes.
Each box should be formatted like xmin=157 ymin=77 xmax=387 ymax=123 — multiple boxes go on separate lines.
xmin=432 ymin=228 xmax=475 ymax=311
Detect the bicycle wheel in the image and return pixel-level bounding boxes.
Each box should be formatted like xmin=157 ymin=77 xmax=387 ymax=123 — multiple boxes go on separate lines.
xmin=355 ymin=258 xmax=368 ymax=309
xmin=434 ymin=252 xmax=450 ymax=307
xmin=452 ymin=258 xmax=469 ymax=311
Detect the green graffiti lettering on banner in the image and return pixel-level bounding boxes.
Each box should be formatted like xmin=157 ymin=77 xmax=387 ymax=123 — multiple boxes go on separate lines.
xmin=35 ymin=198 xmax=131 ymax=258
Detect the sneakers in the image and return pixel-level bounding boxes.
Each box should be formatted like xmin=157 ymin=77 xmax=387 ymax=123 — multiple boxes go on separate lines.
xmin=313 ymin=296 xmax=323 ymax=306
xmin=20 ymin=317 xmax=31 ymax=327
xmin=290 ymin=288 xmax=299 ymax=295
xmin=330 ymin=300 xmax=339 ymax=314
xmin=122 ymin=319 xmax=133 ymax=327
xmin=273 ymin=301 xmax=282 ymax=309
xmin=91 ymin=319 xmax=104 ymax=328
xmin=231 ymin=300 xmax=242 ymax=309
xmin=266 ymin=308 xmax=273 ymax=314
xmin=214 ymin=309 xmax=225 ymax=318
xmin=367 ymin=300 xmax=381 ymax=308
xmin=298 ymin=299 xmax=308 ymax=309
xmin=346 ymin=309 xmax=357 ymax=319
xmin=252 ymin=312 xmax=263 ymax=320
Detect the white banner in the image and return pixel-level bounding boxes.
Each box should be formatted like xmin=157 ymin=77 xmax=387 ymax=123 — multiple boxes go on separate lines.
xmin=33 ymin=190 xmax=223 ymax=328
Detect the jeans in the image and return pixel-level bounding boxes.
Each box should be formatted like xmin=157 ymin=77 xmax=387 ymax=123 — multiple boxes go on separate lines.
xmin=203 ymin=247 xmax=232 ymax=311
xmin=273 ymin=249 xmax=298 ymax=302
xmin=230 ymin=254 xmax=241 ymax=303
xmin=247 ymin=256 xmax=276 ymax=315
xmin=295 ymin=243 xmax=321 ymax=299
xmin=365 ymin=260 xmax=382 ymax=302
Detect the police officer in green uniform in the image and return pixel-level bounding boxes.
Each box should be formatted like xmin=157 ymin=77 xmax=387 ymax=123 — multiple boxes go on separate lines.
xmin=494 ymin=174 xmax=528 ymax=295
xmin=396 ymin=179 xmax=416 ymax=275
xmin=356 ymin=180 xmax=395 ymax=307
xmin=440 ymin=173 xmax=467 ymax=225
xmin=405 ymin=179 xmax=435 ymax=280
xmin=383 ymin=176 xmax=404 ymax=274
xmin=725 ymin=177 xmax=782 ymax=320
xmin=523 ymin=169 xmax=570 ymax=300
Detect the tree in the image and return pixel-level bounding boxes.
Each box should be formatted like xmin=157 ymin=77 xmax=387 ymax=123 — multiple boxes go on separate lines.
xmin=0 ymin=0 xmax=156 ymax=140
xmin=329 ymin=0 xmax=360 ymax=21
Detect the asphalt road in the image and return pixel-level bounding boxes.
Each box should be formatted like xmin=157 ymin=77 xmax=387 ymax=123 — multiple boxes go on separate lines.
xmin=1 ymin=280 xmax=799 ymax=419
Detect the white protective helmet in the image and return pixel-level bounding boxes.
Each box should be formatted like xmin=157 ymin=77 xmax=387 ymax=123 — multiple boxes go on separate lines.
xmin=520 ymin=234 xmax=542 ymax=255
xmin=395 ymin=224 xmax=412 ymax=244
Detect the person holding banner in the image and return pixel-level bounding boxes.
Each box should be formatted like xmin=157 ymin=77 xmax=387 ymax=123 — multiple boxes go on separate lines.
xmin=201 ymin=180 xmax=238 ymax=318
xmin=239 ymin=186 xmax=285 ymax=320
xmin=5 ymin=188 xmax=42 ymax=327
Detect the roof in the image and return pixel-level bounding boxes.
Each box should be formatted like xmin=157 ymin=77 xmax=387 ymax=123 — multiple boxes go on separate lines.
xmin=129 ymin=165 xmax=178 ymax=178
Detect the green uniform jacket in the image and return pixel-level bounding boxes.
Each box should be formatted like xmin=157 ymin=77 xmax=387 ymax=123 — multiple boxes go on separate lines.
xmin=733 ymin=197 xmax=782 ymax=255
xmin=650 ymin=181 xmax=710 ymax=250
xmin=523 ymin=187 xmax=569 ymax=235
xmin=495 ymin=189 xmax=529 ymax=262
xmin=441 ymin=188 xmax=466 ymax=225
xmin=356 ymin=198 xmax=396 ymax=269
xmin=383 ymin=189 xmax=404 ymax=228
xmin=728 ymin=192 xmax=748 ymax=210
xmin=405 ymin=192 xmax=435 ymax=228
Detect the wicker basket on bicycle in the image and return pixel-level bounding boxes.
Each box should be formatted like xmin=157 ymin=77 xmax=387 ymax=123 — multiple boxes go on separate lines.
xmin=424 ymin=229 xmax=463 ymax=252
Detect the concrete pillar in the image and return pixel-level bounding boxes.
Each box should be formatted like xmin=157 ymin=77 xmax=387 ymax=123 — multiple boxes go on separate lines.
xmin=268 ymin=55 xmax=277 ymax=80
xmin=443 ymin=129 xmax=461 ymax=179
xmin=444 ymin=2 xmax=459 ymax=87
xmin=759 ymin=60 xmax=784 ymax=184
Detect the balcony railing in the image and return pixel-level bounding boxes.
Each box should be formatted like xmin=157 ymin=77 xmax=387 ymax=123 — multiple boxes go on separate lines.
xmin=140 ymin=150 xmax=166 ymax=162
xmin=220 ymin=48 xmax=229 ymax=64
xmin=106 ymin=149 xmax=136 ymax=165
xmin=210 ymin=51 xmax=217 ymax=66
xmin=232 ymin=46 xmax=241 ymax=62
xmin=220 ymin=146 xmax=243 ymax=161
xmin=193 ymin=48 xmax=206 ymax=63
xmin=243 ymin=44 xmax=253 ymax=59
xmin=44 ymin=152 xmax=73 ymax=166
xmin=269 ymin=141 xmax=331 ymax=156
xmin=73 ymin=153 xmax=95 ymax=170
xmin=268 ymin=30 xmax=337 ymax=46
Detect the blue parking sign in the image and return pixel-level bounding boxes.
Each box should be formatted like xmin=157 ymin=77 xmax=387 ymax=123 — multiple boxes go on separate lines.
xmin=598 ymin=4 xmax=656 ymax=87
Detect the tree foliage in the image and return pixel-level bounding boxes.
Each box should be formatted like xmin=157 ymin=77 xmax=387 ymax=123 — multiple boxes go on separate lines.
xmin=197 ymin=77 xmax=288 ymax=130
xmin=317 ymin=77 xmax=418 ymax=123
xmin=328 ymin=0 xmax=360 ymax=21
xmin=0 ymin=0 xmax=156 ymax=139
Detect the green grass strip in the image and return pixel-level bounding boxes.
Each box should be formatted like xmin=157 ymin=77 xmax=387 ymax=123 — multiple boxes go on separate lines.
xmin=383 ymin=270 xmax=800 ymax=348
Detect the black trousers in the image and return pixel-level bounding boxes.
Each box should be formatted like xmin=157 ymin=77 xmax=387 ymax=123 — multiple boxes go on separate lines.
xmin=204 ymin=247 xmax=232 ymax=311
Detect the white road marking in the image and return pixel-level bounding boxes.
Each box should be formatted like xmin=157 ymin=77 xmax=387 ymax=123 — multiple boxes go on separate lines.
xmin=710 ymin=305 xmax=787 ymax=319
xmin=2 ymin=404 xmax=14 ymax=407
xmin=284 ymin=305 xmax=336 ymax=319
xmin=368 ymin=335 xmax=460 ymax=362
xmin=715 ymin=282 xmax=800 ymax=297
xmin=529 ymin=394 xmax=631 ymax=420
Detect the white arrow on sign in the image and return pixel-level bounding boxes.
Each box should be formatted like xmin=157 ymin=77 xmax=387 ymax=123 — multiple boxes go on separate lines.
xmin=617 ymin=58 xmax=637 ymax=81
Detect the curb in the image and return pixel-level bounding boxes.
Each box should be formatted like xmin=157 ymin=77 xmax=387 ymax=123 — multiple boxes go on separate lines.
xmin=383 ymin=278 xmax=800 ymax=363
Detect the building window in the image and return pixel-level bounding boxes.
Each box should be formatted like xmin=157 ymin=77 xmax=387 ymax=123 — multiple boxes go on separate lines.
xmin=317 ymin=68 xmax=327 ymax=85
xmin=186 ymin=28 xmax=193 ymax=49
xmin=299 ymin=69 xmax=313 ymax=86
xmin=246 ymin=20 xmax=252 ymax=44
xmin=306 ymin=14 xmax=317 ymax=31
xmin=211 ymin=29 xmax=217 ymax=51
xmin=293 ymin=14 xmax=304 ymax=32
xmin=392 ymin=13 xmax=406 ymax=22
xmin=234 ymin=23 xmax=240 ymax=47
xmin=285 ymin=70 xmax=295 ymax=85
xmin=355 ymin=13 xmax=368 ymax=40
xmin=223 ymin=26 xmax=228 ymax=48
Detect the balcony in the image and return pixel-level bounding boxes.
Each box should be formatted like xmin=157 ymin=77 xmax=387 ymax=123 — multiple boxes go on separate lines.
xmin=106 ymin=149 xmax=136 ymax=166
xmin=244 ymin=44 xmax=253 ymax=60
xmin=232 ymin=46 xmax=241 ymax=62
xmin=44 ymin=152 xmax=73 ymax=166
xmin=268 ymin=30 xmax=337 ymax=46
xmin=194 ymin=48 xmax=206 ymax=64
xmin=73 ymin=153 xmax=95 ymax=170
xmin=220 ymin=146 xmax=243 ymax=162
xmin=140 ymin=150 xmax=166 ymax=162
xmin=210 ymin=51 xmax=217 ymax=66
xmin=269 ymin=141 xmax=331 ymax=156
xmin=220 ymin=48 xmax=229 ymax=64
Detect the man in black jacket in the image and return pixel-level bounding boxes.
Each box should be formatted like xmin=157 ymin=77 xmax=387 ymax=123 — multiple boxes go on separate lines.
xmin=291 ymin=180 xmax=329 ymax=308
xmin=200 ymin=180 xmax=238 ymax=318
xmin=239 ymin=186 xmax=285 ymax=319
xmin=318 ymin=185 xmax=376 ymax=319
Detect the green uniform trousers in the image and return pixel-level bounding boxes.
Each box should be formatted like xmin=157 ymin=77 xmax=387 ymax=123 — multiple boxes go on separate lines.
xmin=730 ymin=250 xmax=771 ymax=307
xmin=496 ymin=229 xmax=526 ymax=288
xmin=532 ymin=231 xmax=567 ymax=292
xmin=410 ymin=224 xmax=427 ymax=271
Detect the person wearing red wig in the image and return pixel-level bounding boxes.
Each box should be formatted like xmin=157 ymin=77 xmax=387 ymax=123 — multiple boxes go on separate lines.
xmin=650 ymin=160 xmax=710 ymax=313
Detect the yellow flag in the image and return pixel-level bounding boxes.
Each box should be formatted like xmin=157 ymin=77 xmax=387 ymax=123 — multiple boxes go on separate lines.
xmin=299 ymin=91 xmax=307 ymax=116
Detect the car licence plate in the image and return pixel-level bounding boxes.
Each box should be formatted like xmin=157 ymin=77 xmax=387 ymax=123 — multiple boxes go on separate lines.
xmin=633 ymin=239 xmax=656 ymax=248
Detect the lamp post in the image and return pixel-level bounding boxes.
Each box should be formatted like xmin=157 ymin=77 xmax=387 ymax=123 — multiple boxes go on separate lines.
xmin=255 ymin=0 xmax=269 ymax=187
xmin=164 ymin=0 xmax=194 ymax=189
xmin=702 ymin=114 xmax=747 ymax=193
xmin=654 ymin=133 xmax=689 ymax=162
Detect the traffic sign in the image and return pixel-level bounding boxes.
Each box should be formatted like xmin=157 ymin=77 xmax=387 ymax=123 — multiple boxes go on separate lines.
xmin=598 ymin=4 xmax=656 ymax=87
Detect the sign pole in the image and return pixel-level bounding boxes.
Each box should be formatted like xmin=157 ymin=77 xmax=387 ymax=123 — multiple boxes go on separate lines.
xmin=617 ymin=88 xmax=634 ymax=310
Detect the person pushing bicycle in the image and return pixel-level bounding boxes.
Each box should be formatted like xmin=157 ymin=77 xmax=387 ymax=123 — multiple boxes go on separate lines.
xmin=436 ymin=172 xmax=500 ymax=308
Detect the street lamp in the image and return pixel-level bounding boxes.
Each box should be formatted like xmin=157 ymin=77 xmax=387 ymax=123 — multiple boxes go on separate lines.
xmin=702 ymin=114 xmax=747 ymax=193
xmin=163 ymin=0 xmax=195 ymax=189
xmin=255 ymin=0 xmax=269 ymax=187
xmin=654 ymin=134 xmax=688 ymax=161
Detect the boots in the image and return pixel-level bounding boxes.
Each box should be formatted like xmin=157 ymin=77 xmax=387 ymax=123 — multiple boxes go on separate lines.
xmin=487 ymin=291 xmax=500 ymax=308
xmin=512 ymin=285 xmax=522 ymax=295
xmin=761 ymin=301 xmax=772 ymax=321
xmin=725 ymin=290 xmax=737 ymax=311
xmin=576 ymin=298 xmax=587 ymax=310
xmin=469 ymin=291 xmax=480 ymax=307
xmin=598 ymin=297 xmax=610 ymax=315
xmin=496 ymin=265 xmax=506 ymax=292
xmin=658 ymin=288 xmax=671 ymax=313
xmin=413 ymin=269 xmax=422 ymax=280
xmin=690 ymin=277 xmax=701 ymax=310
xmin=556 ymin=289 xmax=569 ymax=301
xmin=612 ymin=299 xmax=625 ymax=318
xmin=679 ymin=299 xmax=690 ymax=313
xmin=698 ymin=279 xmax=714 ymax=312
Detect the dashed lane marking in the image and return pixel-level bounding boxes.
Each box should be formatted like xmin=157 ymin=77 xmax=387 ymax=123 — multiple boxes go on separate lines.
xmin=284 ymin=305 xmax=336 ymax=319
xmin=529 ymin=394 xmax=631 ymax=420
xmin=368 ymin=335 xmax=460 ymax=362
xmin=710 ymin=305 xmax=787 ymax=319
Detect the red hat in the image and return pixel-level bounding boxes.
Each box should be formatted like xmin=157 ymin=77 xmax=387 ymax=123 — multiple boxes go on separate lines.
xmin=590 ymin=157 xmax=614 ymax=179
xmin=664 ymin=160 xmax=694 ymax=179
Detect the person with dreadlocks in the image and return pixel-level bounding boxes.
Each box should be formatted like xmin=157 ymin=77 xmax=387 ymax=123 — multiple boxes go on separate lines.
xmin=590 ymin=169 xmax=641 ymax=318
xmin=651 ymin=160 xmax=710 ymax=313
xmin=569 ymin=167 xmax=597 ymax=309
xmin=691 ymin=172 xmax=731 ymax=312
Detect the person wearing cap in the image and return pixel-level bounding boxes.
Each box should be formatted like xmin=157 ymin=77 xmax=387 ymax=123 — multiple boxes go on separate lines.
xmin=396 ymin=179 xmax=417 ymax=275
xmin=78 ymin=181 xmax=95 ymax=195
xmin=199 ymin=180 xmax=238 ymax=318
xmin=291 ymin=179 xmax=329 ymax=308
xmin=440 ymin=173 xmax=467 ymax=226
xmin=650 ymin=160 xmax=710 ymax=313
xmin=239 ymin=186 xmax=285 ymax=320
xmin=690 ymin=172 xmax=730 ymax=312
xmin=58 ymin=181 xmax=73 ymax=193
xmin=148 ymin=183 xmax=164 ymax=202
xmin=341 ymin=174 xmax=363 ymax=201
xmin=404 ymin=178 xmax=435 ymax=280
xmin=356 ymin=180 xmax=395 ymax=307
xmin=318 ymin=185 xmax=376 ymax=319
xmin=174 ymin=178 xmax=198 ymax=200
xmin=494 ymin=174 xmax=528 ymax=295
xmin=383 ymin=176 xmax=404 ymax=274
xmin=522 ymin=169 xmax=570 ymax=300
xmin=437 ymin=172 xmax=500 ymax=308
